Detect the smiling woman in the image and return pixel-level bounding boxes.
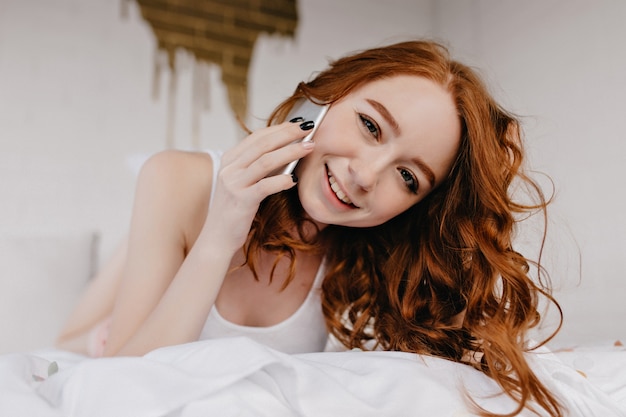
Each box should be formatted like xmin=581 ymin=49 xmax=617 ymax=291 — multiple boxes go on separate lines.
xmin=57 ymin=40 xmax=562 ymax=417
xmin=294 ymin=75 xmax=460 ymax=228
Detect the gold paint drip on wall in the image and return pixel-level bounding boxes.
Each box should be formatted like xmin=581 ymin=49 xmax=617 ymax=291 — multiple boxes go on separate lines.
xmin=125 ymin=0 xmax=298 ymax=148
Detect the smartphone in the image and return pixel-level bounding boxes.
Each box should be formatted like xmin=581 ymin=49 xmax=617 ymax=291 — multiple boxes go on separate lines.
xmin=273 ymin=98 xmax=329 ymax=176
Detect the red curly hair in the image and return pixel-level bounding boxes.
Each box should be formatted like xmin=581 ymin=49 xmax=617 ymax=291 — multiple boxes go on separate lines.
xmin=244 ymin=40 xmax=563 ymax=417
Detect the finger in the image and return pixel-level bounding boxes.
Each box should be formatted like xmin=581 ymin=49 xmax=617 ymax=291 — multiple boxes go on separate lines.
xmin=248 ymin=138 xmax=314 ymax=179
xmin=221 ymin=123 xmax=289 ymax=165
xmin=226 ymin=139 xmax=314 ymax=189
xmin=224 ymin=121 xmax=312 ymax=170
xmin=249 ymin=172 xmax=299 ymax=201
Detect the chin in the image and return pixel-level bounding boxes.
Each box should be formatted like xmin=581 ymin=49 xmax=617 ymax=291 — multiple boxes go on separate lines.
xmin=297 ymin=200 xmax=330 ymax=229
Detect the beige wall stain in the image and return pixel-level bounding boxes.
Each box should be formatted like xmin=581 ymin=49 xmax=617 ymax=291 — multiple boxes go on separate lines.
xmin=122 ymin=0 xmax=298 ymax=147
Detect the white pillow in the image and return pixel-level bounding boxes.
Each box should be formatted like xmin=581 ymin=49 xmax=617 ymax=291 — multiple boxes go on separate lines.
xmin=0 ymin=232 xmax=98 ymax=354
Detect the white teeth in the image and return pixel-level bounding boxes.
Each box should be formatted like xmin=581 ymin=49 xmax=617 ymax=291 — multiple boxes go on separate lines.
xmin=328 ymin=173 xmax=353 ymax=205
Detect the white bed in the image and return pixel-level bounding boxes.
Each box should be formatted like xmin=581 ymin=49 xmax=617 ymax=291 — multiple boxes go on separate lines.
xmin=0 ymin=233 xmax=625 ymax=417
xmin=0 ymin=337 xmax=625 ymax=417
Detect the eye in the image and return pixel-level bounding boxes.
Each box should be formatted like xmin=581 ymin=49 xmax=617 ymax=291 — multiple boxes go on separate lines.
xmin=398 ymin=168 xmax=418 ymax=194
xmin=358 ymin=114 xmax=380 ymax=139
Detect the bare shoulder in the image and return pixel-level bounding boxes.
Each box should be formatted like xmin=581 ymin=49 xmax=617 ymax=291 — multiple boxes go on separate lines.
xmin=136 ymin=150 xmax=216 ymax=246
xmin=140 ymin=149 xmax=214 ymax=179
xmin=138 ymin=150 xmax=214 ymax=199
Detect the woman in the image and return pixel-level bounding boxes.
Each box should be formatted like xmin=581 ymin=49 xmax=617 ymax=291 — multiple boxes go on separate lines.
xmin=57 ymin=40 xmax=562 ymax=416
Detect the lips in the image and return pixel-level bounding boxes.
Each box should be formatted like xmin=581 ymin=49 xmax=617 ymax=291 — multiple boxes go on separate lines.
xmin=326 ymin=167 xmax=357 ymax=208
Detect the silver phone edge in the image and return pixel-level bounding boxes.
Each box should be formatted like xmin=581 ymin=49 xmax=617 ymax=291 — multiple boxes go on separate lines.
xmin=278 ymin=104 xmax=329 ymax=176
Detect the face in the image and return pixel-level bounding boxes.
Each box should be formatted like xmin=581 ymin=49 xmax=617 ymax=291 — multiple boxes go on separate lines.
xmin=295 ymin=75 xmax=461 ymax=228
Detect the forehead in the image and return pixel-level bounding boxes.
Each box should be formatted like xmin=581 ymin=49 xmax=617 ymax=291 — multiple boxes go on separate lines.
xmin=351 ymin=75 xmax=452 ymax=109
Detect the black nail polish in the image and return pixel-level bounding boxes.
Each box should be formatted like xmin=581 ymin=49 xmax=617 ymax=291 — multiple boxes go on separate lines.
xmin=291 ymin=173 xmax=298 ymax=183
xmin=289 ymin=117 xmax=305 ymax=123
xmin=300 ymin=120 xmax=314 ymax=131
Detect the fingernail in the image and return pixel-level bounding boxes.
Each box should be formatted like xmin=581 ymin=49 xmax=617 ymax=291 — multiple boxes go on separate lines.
xmin=290 ymin=117 xmax=305 ymax=123
xmin=291 ymin=173 xmax=298 ymax=183
xmin=300 ymin=121 xmax=314 ymax=131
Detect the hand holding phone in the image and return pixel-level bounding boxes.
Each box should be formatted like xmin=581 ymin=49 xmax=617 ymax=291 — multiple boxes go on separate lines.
xmin=274 ymin=98 xmax=329 ymax=176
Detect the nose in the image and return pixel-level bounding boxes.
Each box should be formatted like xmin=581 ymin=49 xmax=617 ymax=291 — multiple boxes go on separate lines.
xmin=348 ymin=152 xmax=384 ymax=192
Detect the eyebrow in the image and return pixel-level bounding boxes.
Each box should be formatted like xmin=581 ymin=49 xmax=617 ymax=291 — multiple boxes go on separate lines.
xmin=414 ymin=158 xmax=436 ymax=188
xmin=366 ymin=98 xmax=401 ymax=137
xmin=366 ymin=98 xmax=436 ymax=187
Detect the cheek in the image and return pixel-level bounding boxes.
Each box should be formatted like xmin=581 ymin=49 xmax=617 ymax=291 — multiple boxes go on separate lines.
xmin=370 ymin=194 xmax=417 ymax=223
xmin=311 ymin=112 xmax=355 ymax=152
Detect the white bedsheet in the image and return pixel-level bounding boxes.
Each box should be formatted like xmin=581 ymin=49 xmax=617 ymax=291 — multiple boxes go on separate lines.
xmin=0 ymin=337 xmax=624 ymax=417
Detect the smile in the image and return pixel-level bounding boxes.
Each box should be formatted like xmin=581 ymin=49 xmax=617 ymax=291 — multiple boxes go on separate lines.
xmin=326 ymin=169 xmax=356 ymax=207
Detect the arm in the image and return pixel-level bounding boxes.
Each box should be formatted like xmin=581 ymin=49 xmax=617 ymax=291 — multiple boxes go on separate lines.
xmin=103 ymin=121 xmax=315 ymax=356
xmin=101 ymin=150 xmax=219 ymax=356
xmin=55 ymin=238 xmax=128 ymax=355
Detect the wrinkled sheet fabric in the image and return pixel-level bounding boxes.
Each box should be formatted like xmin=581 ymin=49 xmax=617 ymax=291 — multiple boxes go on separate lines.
xmin=0 ymin=337 xmax=624 ymax=417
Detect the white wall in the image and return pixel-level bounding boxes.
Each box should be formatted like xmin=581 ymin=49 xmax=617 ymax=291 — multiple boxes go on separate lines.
xmin=432 ymin=0 xmax=626 ymax=344
xmin=1 ymin=0 xmax=624 ymax=346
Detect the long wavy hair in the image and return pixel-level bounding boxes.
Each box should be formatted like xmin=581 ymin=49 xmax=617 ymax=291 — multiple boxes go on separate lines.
xmin=244 ymin=40 xmax=563 ymax=417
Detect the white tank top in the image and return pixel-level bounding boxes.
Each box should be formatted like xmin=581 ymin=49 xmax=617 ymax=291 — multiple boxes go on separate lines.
xmin=198 ymin=150 xmax=329 ymax=354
